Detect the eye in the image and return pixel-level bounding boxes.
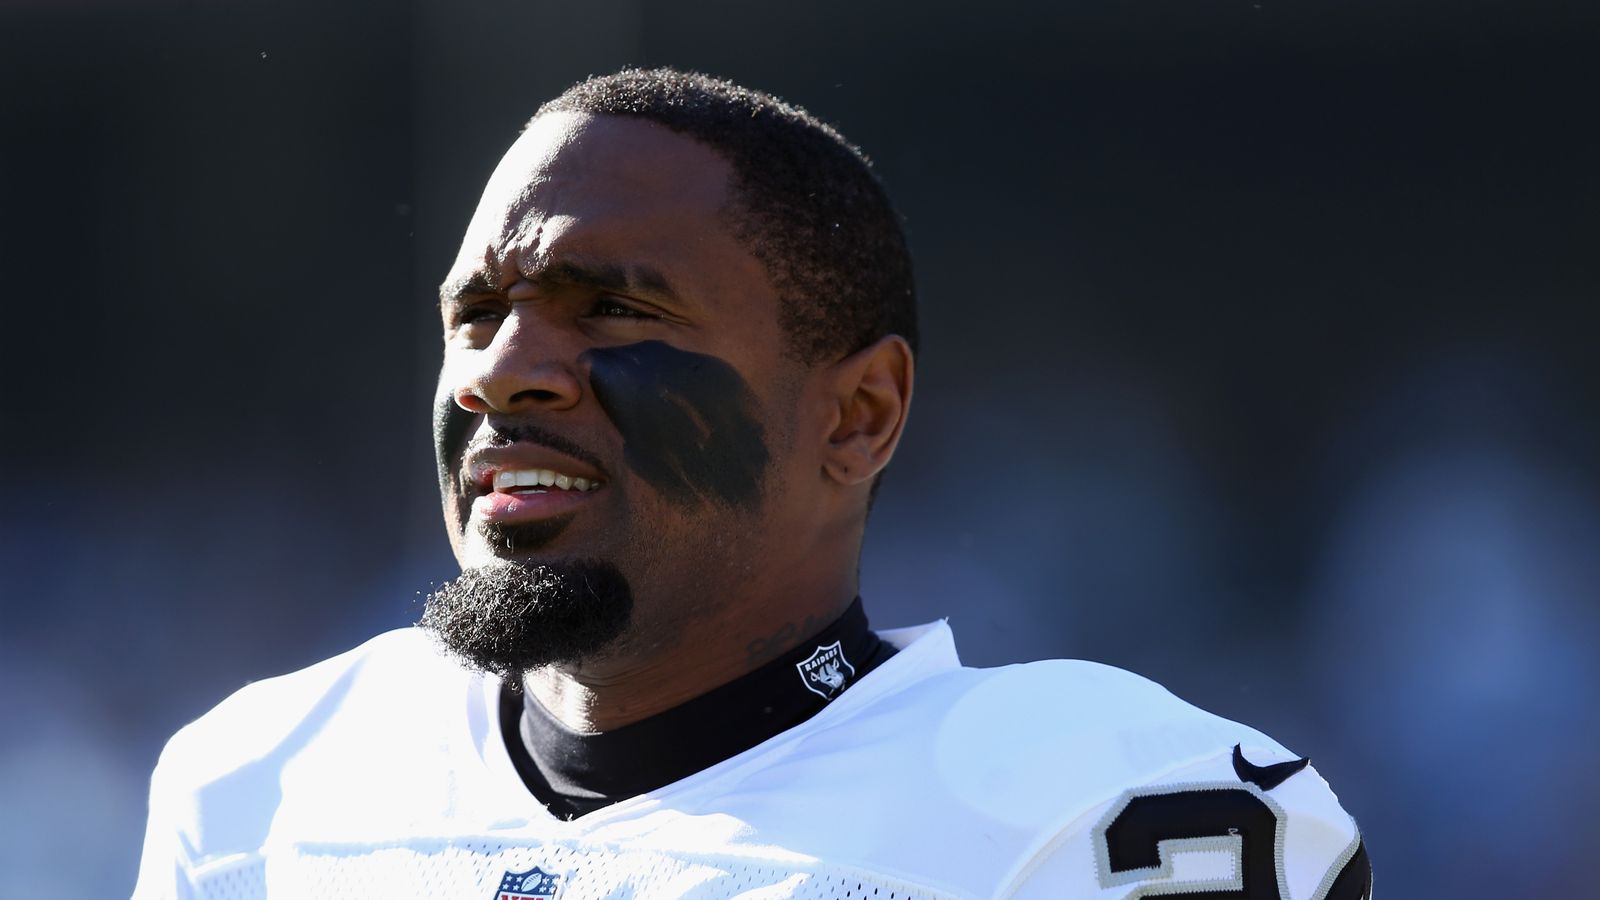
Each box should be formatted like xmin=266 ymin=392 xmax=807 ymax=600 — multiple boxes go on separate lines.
xmin=445 ymin=301 xmax=508 ymax=345
xmin=457 ymin=305 xmax=499 ymax=323
xmin=585 ymin=297 xmax=657 ymax=320
xmin=453 ymin=302 xmax=506 ymax=328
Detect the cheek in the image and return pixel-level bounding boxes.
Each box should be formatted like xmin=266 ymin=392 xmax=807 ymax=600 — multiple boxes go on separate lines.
xmin=582 ymin=341 xmax=771 ymax=510
xmin=432 ymin=379 xmax=478 ymax=529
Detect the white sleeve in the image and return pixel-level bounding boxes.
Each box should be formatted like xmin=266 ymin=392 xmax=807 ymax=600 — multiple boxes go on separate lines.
xmin=1005 ymin=744 xmax=1371 ymax=900
xmin=131 ymin=741 xmax=198 ymax=900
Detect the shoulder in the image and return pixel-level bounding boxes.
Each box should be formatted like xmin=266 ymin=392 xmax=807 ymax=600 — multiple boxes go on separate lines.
xmin=925 ymin=660 xmax=1370 ymax=898
xmin=863 ymin=654 xmax=1295 ymax=804
xmin=157 ymin=628 xmax=449 ymax=776
xmin=926 ymin=656 xmax=1282 ymax=758
xmin=1003 ymin=727 xmax=1371 ymax=899
xmin=144 ymin=629 xmax=475 ymax=867
xmin=762 ymin=646 xmax=1367 ymax=898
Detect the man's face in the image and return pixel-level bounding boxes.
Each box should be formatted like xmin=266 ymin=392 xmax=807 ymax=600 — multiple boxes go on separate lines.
xmin=428 ymin=112 xmax=812 ymax=671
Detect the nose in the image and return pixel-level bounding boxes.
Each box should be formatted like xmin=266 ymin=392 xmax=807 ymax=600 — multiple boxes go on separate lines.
xmin=451 ymin=308 xmax=583 ymax=415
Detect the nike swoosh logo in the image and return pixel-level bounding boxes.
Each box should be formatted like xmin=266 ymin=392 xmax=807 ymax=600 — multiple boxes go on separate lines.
xmin=1232 ymin=743 xmax=1310 ymax=790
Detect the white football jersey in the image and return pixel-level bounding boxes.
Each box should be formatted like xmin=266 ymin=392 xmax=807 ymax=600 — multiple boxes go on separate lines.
xmin=134 ymin=622 xmax=1367 ymax=899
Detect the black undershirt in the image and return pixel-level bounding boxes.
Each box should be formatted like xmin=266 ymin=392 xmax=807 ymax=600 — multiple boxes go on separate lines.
xmin=499 ymin=599 xmax=895 ymax=820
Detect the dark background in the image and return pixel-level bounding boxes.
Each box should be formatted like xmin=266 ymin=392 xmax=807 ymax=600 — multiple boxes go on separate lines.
xmin=2 ymin=0 xmax=1597 ymax=895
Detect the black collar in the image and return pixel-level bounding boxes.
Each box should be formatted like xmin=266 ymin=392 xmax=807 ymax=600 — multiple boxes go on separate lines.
xmin=499 ymin=598 xmax=893 ymax=819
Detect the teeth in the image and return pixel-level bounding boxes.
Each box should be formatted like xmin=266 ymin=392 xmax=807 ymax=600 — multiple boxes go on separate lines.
xmin=492 ymin=468 xmax=601 ymax=493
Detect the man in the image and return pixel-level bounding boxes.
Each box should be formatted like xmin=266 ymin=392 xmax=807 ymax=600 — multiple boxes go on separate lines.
xmin=135 ymin=68 xmax=1370 ymax=899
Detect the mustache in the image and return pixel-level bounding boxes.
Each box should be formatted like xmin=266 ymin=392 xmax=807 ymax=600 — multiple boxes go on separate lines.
xmin=463 ymin=422 xmax=610 ymax=476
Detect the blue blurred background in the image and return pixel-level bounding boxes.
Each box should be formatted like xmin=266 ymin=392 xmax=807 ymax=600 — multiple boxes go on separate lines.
xmin=2 ymin=0 xmax=1597 ymax=895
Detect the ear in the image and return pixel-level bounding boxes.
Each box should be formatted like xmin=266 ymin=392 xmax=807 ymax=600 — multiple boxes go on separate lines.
xmin=820 ymin=335 xmax=914 ymax=487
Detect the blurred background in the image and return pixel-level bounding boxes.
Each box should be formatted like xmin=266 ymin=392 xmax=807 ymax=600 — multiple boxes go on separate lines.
xmin=2 ymin=0 xmax=1597 ymax=895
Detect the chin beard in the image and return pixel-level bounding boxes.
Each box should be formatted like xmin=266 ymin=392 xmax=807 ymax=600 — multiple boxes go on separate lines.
xmin=420 ymin=557 xmax=634 ymax=676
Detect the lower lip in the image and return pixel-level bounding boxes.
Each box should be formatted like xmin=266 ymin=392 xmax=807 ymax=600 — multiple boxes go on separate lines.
xmin=471 ymin=487 xmax=599 ymax=524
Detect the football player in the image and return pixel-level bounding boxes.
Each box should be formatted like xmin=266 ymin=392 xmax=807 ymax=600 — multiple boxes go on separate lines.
xmin=135 ymin=68 xmax=1370 ymax=899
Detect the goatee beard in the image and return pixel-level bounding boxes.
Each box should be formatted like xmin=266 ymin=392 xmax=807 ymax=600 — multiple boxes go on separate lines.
xmin=420 ymin=558 xmax=634 ymax=675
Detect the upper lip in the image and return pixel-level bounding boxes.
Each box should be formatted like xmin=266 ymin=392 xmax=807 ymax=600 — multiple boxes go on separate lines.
xmin=462 ymin=445 xmax=609 ymax=496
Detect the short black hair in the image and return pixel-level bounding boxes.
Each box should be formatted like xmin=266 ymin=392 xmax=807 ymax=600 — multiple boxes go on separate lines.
xmin=535 ymin=68 xmax=917 ymax=366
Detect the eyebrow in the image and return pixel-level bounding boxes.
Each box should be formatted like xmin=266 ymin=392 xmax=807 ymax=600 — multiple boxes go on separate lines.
xmin=439 ymin=259 xmax=682 ymax=308
xmin=438 ymin=271 xmax=499 ymax=306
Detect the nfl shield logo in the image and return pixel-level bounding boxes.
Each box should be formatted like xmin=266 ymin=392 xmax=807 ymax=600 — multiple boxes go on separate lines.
xmin=796 ymin=640 xmax=856 ymax=699
xmin=492 ymin=866 xmax=561 ymax=900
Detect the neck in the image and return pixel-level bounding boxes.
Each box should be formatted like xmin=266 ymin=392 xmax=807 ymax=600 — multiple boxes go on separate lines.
xmin=522 ymin=577 xmax=859 ymax=733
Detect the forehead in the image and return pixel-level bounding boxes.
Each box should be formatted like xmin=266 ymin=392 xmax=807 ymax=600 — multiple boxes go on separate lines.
xmin=448 ymin=112 xmax=739 ymax=284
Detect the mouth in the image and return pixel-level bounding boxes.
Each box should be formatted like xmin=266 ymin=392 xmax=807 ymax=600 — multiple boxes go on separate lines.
xmin=490 ymin=467 xmax=603 ymax=494
xmin=468 ymin=462 xmax=607 ymax=527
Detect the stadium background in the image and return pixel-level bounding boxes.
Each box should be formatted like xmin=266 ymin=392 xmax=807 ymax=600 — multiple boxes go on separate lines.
xmin=2 ymin=0 xmax=1597 ymax=895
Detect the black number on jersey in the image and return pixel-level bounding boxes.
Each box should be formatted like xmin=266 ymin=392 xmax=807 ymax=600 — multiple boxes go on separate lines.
xmin=1098 ymin=785 xmax=1372 ymax=899
xmin=1101 ymin=786 xmax=1280 ymax=897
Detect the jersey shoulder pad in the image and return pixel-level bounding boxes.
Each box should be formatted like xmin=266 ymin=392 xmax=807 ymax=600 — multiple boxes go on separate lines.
xmin=924 ymin=658 xmax=1292 ymax=794
xmin=148 ymin=628 xmax=461 ymax=864
xmin=978 ymin=662 xmax=1370 ymax=899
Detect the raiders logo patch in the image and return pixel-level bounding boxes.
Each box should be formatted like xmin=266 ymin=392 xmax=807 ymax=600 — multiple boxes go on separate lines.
xmin=796 ymin=640 xmax=857 ymax=699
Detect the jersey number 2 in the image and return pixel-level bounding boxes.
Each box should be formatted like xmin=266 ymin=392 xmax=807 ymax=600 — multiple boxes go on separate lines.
xmin=1100 ymin=787 xmax=1281 ymax=898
